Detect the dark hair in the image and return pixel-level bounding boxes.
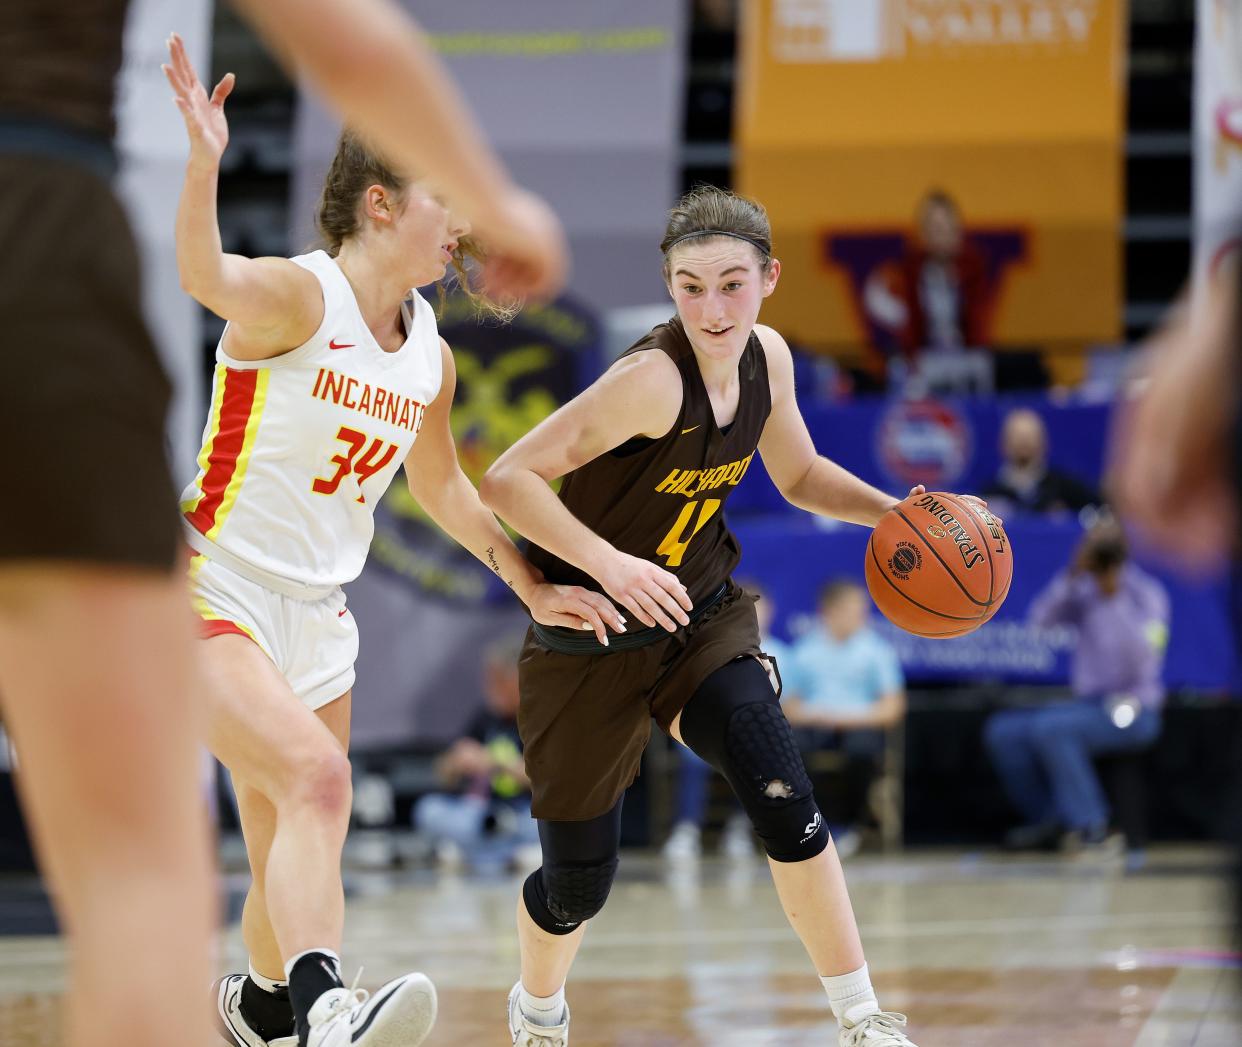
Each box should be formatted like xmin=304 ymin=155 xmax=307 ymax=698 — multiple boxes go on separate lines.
xmin=819 ymin=578 xmax=863 ymax=609
xmin=315 ymin=129 xmax=508 ymax=317
xmin=920 ymin=188 xmax=959 ymax=217
xmin=660 ymin=186 xmax=773 ymax=279
xmin=316 ymin=129 xmax=406 ymax=255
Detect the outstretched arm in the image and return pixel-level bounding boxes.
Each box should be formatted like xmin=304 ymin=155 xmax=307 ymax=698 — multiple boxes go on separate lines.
xmin=163 ymin=35 xmax=322 ymax=360
xmin=755 ymin=326 xmax=902 ymax=526
xmin=229 ymin=0 xmax=567 ymax=300
xmin=406 ymin=341 xmax=624 ymax=642
xmin=755 ymin=326 xmax=993 ymax=525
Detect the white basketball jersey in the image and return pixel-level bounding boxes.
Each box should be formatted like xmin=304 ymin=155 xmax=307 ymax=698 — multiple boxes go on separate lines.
xmin=180 ymin=250 xmax=443 ymax=588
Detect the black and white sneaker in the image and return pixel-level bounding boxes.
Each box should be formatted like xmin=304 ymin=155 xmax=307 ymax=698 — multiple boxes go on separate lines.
xmin=213 ymin=974 xmax=298 ymax=1047
xmin=305 ymin=971 xmax=437 ymax=1047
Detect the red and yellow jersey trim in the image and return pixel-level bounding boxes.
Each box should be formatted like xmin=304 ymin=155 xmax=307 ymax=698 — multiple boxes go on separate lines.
xmin=182 ymin=365 xmax=270 ymax=541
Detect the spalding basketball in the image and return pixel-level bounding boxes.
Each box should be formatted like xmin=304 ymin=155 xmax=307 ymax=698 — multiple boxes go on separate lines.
xmin=865 ymin=491 xmax=1013 ymax=639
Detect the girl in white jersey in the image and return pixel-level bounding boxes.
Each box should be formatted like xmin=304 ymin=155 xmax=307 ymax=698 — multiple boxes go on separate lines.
xmin=165 ymin=39 xmax=620 ymax=1047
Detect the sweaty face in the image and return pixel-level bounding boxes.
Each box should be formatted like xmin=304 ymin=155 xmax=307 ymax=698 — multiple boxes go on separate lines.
xmin=391 ymin=184 xmax=471 ymax=287
xmin=666 ymin=238 xmax=778 ymax=361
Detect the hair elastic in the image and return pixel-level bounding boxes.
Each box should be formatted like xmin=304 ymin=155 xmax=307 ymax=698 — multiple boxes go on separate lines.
xmin=663 ymin=229 xmax=770 ymax=255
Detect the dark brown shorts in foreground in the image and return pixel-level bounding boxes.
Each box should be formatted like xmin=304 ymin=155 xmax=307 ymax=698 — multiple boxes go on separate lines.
xmin=0 ymin=153 xmax=178 ymax=571
xmin=518 ymin=580 xmax=762 ymax=821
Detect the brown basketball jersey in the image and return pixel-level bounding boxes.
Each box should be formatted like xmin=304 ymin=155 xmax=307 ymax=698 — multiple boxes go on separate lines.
xmin=528 ymin=316 xmax=771 ymax=604
xmin=0 ymin=1 xmax=129 ymax=138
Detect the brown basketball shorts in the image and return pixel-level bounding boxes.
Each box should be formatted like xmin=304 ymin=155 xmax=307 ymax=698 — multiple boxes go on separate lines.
xmin=518 ymin=580 xmax=763 ymax=821
xmin=0 ymin=153 xmax=179 ymax=570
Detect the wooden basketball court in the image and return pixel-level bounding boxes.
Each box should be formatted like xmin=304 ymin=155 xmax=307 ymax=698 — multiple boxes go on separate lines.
xmin=1 ymin=846 xmax=1238 ymax=1045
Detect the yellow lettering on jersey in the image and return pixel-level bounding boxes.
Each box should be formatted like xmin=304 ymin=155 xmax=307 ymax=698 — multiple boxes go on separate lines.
xmin=655 ymin=468 xmax=685 ymax=494
xmin=654 ymin=453 xmax=755 ymax=499
xmin=656 ymin=498 xmax=722 ymax=567
xmin=736 ymin=452 xmax=754 ymax=482
xmin=673 ymin=471 xmax=700 ymax=496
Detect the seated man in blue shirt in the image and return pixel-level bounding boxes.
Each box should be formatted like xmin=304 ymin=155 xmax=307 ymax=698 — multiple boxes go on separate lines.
xmin=783 ymin=579 xmax=906 ymax=856
xmin=985 ymin=519 xmax=1169 ymax=852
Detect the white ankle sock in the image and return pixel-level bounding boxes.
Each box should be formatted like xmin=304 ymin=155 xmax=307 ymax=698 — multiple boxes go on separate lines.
xmin=518 ymin=982 xmax=566 ymax=1027
xmin=821 ymin=963 xmax=880 ymax=1026
xmin=249 ymin=961 xmax=288 ymax=994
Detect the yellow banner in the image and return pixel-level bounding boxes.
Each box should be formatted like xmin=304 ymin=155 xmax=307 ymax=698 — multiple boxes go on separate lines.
xmin=736 ymin=0 xmax=1125 ymax=355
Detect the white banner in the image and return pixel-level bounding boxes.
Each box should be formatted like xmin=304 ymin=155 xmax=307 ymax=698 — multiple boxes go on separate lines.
xmin=1195 ymin=0 xmax=1242 ymax=289
xmin=116 ymin=0 xmax=213 ymax=479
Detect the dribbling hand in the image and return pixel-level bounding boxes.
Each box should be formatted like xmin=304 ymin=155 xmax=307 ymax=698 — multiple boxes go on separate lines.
xmin=596 ymin=553 xmax=693 ymax=634
xmin=901 ymin=485 xmax=1002 ymax=527
xmin=528 ymin=583 xmax=627 ymax=646
xmin=162 ymin=33 xmax=234 ymax=170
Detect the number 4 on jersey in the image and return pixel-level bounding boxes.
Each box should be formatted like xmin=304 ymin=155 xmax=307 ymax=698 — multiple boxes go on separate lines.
xmin=313 ymin=425 xmax=398 ymax=503
xmin=656 ymin=499 xmax=721 ymax=567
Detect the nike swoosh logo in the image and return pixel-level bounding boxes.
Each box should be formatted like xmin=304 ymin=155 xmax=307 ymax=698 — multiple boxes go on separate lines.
xmin=338 ymin=609 xmax=347 ymax=618
xmin=681 ymin=425 xmax=700 ymax=435
xmin=351 ymin=982 xmax=403 ymax=1041
xmin=329 ymin=339 xmax=355 ymax=350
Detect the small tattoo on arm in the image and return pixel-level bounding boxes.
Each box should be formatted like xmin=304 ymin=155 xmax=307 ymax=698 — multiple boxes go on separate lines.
xmin=486 ymin=546 xmax=516 ymax=589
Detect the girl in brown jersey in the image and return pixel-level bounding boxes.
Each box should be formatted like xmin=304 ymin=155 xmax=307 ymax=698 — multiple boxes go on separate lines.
xmin=483 ymin=187 xmax=991 ymax=1047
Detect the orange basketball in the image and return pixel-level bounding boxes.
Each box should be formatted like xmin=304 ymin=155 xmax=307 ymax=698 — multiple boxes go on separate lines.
xmin=865 ymin=491 xmax=1013 ymax=639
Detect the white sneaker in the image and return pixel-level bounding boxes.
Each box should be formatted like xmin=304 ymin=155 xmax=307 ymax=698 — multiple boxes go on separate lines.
xmin=832 ymin=828 xmax=862 ymax=860
xmin=721 ymin=814 xmax=754 ymax=860
xmin=839 ymin=1011 xmax=917 ymax=1046
xmin=212 ymin=974 xmax=297 ymax=1047
xmin=507 ymin=982 xmax=570 ymax=1047
xmin=306 ymin=972 xmax=437 ymax=1047
xmin=662 ymin=822 xmax=701 ymax=862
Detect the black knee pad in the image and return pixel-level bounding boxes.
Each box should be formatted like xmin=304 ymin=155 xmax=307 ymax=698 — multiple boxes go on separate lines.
xmin=723 ymin=700 xmax=830 ymax=862
xmin=523 ymin=857 xmax=618 ymax=935
xmin=680 ymin=658 xmax=830 ymax=864
xmin=521 ymin=800 xmax=624 ymax=935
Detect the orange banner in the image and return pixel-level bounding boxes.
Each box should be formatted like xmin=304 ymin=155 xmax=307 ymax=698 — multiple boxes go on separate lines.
xmin=736 ymin=0 xmax=1126 ymax=356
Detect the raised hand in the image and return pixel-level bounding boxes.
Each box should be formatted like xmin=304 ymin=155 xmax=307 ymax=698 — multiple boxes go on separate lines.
xmin=528 ymin=583 xmax=628 ymax=646
xmin=595 ymin=552 xmax=693 ymax=633
xmin=161 ymin=33 xmax=235 ymax=169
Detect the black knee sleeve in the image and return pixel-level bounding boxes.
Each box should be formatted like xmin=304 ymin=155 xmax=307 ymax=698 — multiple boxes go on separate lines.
xmin=523 ymin=858 xmax=619 ymax=935
xmin=681 ymin=658 xmax=831 ymax=863
xmin=522 ymin=800 xmax=623 ymax=935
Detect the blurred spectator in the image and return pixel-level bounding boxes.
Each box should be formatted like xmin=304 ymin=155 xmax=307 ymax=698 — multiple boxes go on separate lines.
xmin=984 ymin=519 xmax=1169 ymax=853
xmin=899 ymin=191 xmax=989 ymax=352
xmin=782 ymin=580 xmax=906 ymax=857
xmin=983 ymin=407 xmax=1100 ymax=516
xmin=664 ymin=581 xmax=788 ymax=862
xmin=413 ymin=638 xmax=539 ymax=872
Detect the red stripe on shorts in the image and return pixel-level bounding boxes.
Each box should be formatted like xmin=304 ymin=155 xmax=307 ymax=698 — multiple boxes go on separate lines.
xmin=198 ymin=618 xmax=257 ymax=644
